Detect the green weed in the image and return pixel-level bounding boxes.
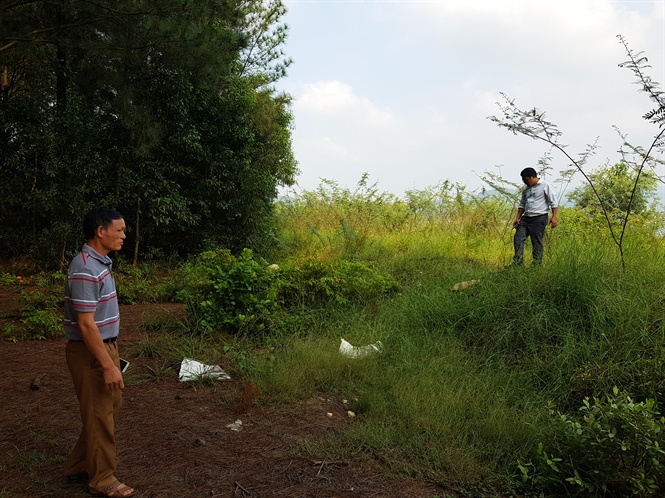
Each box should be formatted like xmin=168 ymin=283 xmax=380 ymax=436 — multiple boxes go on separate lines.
xmin=184 ymin=248 xmax=279 ymax=335
xmin=1 ymin=288 xmax=62 ymax=341
xmin=142 ymin=361 xmax=176 ymax=382
xmin=0 ymin=273 xmax=27 ymax=285
xmin=517 ymin=388 xmax=665 ymax=497
xmin=132 ymin=334 xmax=167 ymax=358
xmin=13 ymin=448 xmax=62 ymax=471
xmin=138 ymin=314 xmax=185 ymax=332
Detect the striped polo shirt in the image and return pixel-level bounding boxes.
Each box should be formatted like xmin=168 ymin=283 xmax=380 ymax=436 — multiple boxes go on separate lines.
xmin=64 ymin=244 xmax=120 ymax=341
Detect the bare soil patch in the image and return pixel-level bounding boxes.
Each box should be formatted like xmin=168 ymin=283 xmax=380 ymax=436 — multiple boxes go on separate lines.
xmin=0 ymin=292 xmax=451 ymax=498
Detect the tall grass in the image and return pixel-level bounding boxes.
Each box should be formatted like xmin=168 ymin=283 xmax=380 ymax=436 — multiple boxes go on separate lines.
xmin=252 ymin=180 xmax=665 ymax=491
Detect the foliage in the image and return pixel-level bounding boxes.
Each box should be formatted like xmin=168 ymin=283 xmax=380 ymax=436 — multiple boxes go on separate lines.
xmin=0 ymin=273 xmax=26 ymax=285
xmin=569 ymin=162 xmax=657 ymax=218
xmin=237 ymin=0 xmax=293 ymax=85
xmin=276 ymin=174 xmax=408 ymax=260
xmin=113 ymin=261 xmax=192 ymax=304
xmin=0 ymin=0 xmax=297 ymax=265
xmin=183 ymin=244 xmax=400 ymax=336
xmin=276 ymin=259 xmax=400 ymax=307
xmin=2 ymin=290 xmax=61 ymax=341
xmin=275 ymin=174 xmax=507 ymax=267
xmin=185 ymin=248 xmax=279 ymax=335
xmin=19 ymin=309 xmax=61 ymax=341
xmin=517 ymin=388 xmax=665 ymax=497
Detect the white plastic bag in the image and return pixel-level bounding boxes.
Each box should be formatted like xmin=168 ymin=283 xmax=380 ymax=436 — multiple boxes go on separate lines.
xmin=339 ymin=338 xmax=383 ymax=358
xmin=179 ymin=358 xmax=231 ymax=382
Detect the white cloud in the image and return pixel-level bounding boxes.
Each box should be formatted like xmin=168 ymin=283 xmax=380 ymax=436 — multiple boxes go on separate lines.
xmin=300 ymin=136 xmax=360 ymax=163
xmin=295 ymin=80 xmax=398 ymax=128
xmin=396 ymin=0 xmax=661 ymax=76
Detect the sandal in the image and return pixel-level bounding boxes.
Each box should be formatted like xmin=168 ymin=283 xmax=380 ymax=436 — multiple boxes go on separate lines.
xmin=90 ymin=480 xmax=136 ymax=498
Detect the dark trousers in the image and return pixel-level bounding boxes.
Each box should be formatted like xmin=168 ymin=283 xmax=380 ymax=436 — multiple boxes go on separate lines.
xmin=65 ymin=340 xmax=122 ymax=493
xmin=513 ymin=214 xmax=548 ymax=265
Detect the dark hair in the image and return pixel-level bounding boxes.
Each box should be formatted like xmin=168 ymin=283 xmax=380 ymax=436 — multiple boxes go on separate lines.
xmin=83 ymin=208 xmax=124 ymax=240
xmin=520 ymin=167 xmax=538 ymax=179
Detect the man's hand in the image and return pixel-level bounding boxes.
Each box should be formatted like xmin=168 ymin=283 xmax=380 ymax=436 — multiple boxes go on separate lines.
xmin=77 ymin=311 xmax=124 ymax=391
xmin=549 ymin=208 xmax=558 ymax=228
xmin=103 ymin=365 xmax=125 ymax=391
xmin=513 ymin=220 xmax=520 ymax=229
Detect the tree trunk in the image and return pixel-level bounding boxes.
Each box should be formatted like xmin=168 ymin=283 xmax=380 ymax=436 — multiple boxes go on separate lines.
xmin=133 ymin=196 xmax=140 ymax=266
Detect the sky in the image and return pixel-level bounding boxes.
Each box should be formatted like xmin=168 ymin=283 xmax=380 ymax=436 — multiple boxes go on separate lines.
xmin=275 ymin=0 xmax=665 ymax=201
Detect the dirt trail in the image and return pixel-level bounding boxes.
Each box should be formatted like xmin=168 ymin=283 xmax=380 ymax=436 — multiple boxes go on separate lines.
xmin=0 ymin=298 xmax=447 ymax=498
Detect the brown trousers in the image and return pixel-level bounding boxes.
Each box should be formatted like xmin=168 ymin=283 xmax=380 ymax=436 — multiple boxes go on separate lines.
xmin=65 ymin=340 xmax=122 ymax=493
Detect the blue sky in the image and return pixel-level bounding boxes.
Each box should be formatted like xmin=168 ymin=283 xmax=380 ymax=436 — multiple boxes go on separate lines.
xmin=276 ymin=0 xmax=665 ymax=201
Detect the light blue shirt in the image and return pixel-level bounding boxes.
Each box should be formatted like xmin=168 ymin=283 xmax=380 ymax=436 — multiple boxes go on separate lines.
xmin=518 ymin=180 xmax=557 ymax=216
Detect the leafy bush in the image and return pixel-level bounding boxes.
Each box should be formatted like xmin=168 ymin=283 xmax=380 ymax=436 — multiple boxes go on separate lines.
xmin=2 ymin=290 xmax=62 ymax=341
xmin=114 ymin=262 xmax=191 ymax=304
xmin=276 ymin=259 xmax=400 ymax=307
xmin=21 ymin=309 xmax=62 ymax=340
xmin=517 ymin=388 xmax=665 ymax=497
xmin=185 ymin=248 xmax=279 ymax=335
xmin=183 ymin=248 xmax=400 ymax=336
xmin=0 ymin=273 xmax=27 ymax=285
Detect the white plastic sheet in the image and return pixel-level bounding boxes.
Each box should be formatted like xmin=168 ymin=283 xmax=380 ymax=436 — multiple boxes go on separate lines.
xmin=178 ymin=358 xmax=231 ymax=382
xmin=339 ymin=338 xmax=383 ymax=359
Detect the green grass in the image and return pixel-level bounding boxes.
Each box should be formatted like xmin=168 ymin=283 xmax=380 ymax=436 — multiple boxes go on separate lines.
xmin=250 ymin=298 xmax=544 ymax=486
xmin=246 ymin=198 xmax=665 ymax=492
xmin=12 ymin=448 xmax=62 ymax=471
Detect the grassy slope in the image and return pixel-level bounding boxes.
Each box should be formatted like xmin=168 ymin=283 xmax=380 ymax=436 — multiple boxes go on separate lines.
xmin=250 ymin=195 xmax=665 ymax=492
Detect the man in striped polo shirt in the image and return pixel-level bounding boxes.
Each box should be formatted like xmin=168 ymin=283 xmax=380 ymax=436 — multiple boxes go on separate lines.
xmin=63 ymin=207 xmax=136 ymax=498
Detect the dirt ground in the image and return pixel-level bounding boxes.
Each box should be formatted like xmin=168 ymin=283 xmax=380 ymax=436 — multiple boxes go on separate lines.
xmin=0 ymin=287 xmax=453 ymax=498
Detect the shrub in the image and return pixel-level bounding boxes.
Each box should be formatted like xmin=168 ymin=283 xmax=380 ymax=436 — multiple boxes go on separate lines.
xmin=185 ymin=248 xmax=279 ymax=335
xmin=517 ymin=388 xmax=665 ymax=497
xmin=183 ymin=249 xmax=400 ymax=336
xmin=2 ymin=289 xmax=62 ymax=341
xmin=21 ymin=309 xmax=62 ymax=340
xmin=276 ymin=259 xmax=400 ymax=307
xmin=113 ymin=262 xmax=190 ymax=304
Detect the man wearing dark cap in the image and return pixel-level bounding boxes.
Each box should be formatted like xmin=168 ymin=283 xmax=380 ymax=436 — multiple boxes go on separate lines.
xmin=63 ymin=207 xmax=136 ymax=498
xmin=512 ymin=168 xmax=558 ymax=266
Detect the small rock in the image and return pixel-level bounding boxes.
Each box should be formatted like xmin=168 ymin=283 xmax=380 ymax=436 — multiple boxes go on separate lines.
xmin=194 ymin=438 xmax=206 ymax=447
xmin=326 ymin=412 xmax=333 ymax=418
xmin=30 ymin=373 xmax=48 ymax=391
xmin=347 ymin=411 xmax=356 ymax=418
xmin=226 ymin=419 xmax=243 ymax=431
xmin=452 ymin=279 xmax=480 ymax=291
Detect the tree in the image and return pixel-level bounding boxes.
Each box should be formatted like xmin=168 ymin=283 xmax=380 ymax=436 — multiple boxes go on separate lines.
xmin=237 ymin=0 xmax=293 ymax=86
xmin=568 ymin=162 xmax=657 ymax=219
xmin=0 ymin=0 xmax=297 ymax=265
